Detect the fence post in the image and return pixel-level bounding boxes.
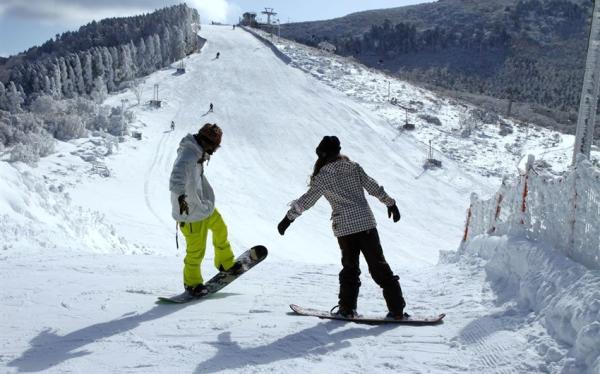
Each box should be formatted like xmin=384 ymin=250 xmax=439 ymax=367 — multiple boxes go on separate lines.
xmin=489 ymin=192 xmax=504 ymax=234
xmin=462 ymin=193 xmax=477 ymax=243
xmin=519 ymin=155 xmax=534 ymax=227
xmin=462 ymin=206 xmax=472 ymax=243
xmin=569 ymin=155 xmax=583 ymax=258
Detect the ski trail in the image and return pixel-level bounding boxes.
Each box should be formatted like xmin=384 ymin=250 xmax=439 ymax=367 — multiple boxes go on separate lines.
xmin=144 ymin=129 xmax=171 ymax=228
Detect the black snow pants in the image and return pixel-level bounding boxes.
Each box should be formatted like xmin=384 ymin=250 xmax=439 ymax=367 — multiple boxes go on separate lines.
xmin=336 ymin=228 xmax=405 ymax=314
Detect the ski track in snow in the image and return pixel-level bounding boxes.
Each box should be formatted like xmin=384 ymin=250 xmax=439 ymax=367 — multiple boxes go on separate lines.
xmin=0 ymin=25 xmax=563 ymax=373
xmin=144 ymin=129 xmax=171 ymax=227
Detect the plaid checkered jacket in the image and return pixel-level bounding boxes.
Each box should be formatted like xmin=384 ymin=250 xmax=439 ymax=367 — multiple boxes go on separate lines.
xmin=286 ymin=160 xmax=396 ymax=237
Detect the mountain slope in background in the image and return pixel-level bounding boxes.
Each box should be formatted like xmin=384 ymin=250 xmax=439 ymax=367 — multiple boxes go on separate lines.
xmin=278 ymin=0 xmax=593 ymax=137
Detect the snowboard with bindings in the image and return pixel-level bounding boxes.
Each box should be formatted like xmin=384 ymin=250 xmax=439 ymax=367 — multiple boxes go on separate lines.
xmin=157 ymin=245 xmax=268 ymax=304
xmin=289 ymin=304 xmax=445 ymax=325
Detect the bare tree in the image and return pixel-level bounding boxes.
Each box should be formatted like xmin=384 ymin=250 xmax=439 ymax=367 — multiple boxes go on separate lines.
xmin=131 ymin=79 xmax=145 ymax=105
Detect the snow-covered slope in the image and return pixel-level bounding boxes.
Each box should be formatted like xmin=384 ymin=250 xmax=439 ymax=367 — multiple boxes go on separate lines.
xmin=260 ymin=29 xmax=597 ymax=178
xmin=31 ymin=25 xmax=489 ymax=266
xmin=1 ymin=25 xmax=596 ymax=373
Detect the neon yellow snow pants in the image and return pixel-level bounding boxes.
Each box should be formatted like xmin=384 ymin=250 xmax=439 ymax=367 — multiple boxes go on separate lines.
xmin=179 ymin=209 xmax=235 ymax=287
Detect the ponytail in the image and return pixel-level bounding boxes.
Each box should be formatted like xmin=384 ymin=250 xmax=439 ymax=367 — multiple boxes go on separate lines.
xmin=310 ymin=155 xmax=349 ymax=184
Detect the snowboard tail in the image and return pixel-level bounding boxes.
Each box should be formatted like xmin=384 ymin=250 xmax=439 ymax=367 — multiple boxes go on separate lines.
xmin=289 ymin=304 xmax=445 ymax=325
xmin=157 ymin=245 xmax=268 ymax=304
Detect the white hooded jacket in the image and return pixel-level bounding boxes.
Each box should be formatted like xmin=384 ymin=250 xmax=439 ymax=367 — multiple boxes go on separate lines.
xmin=169 ymin=134 xmax=215 ymax=222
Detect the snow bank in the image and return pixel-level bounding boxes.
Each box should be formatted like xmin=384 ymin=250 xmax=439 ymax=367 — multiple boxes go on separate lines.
xmin=458 ymin=235 xmax=600 ymax=373
xmin=458 ymin=154 xmax=600 ymax=372
xmin=0 ymin=161 xmax=132 ymax=254
xmin=465 ymin=155 xmax=600 ymax=270
xmin=240 ymin=26 xmax=292 ymax=64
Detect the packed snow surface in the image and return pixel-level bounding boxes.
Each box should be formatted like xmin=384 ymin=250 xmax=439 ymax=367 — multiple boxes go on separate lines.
xmin=1 ymin=25 xmax=598 ymax=373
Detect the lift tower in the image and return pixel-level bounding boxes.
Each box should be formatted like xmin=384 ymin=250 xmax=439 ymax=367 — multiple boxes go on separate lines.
xmin=573 ymin=0 xmax=600 ymax=163
xmin=261 ymin=8 xmax=277 ymax=25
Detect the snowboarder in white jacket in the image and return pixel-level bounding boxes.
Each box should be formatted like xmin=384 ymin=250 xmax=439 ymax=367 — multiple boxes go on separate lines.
xmin=277 ymin=136 xmax=406 ymax=319
xmin=169 ymin=123 xmax=236 ymax=296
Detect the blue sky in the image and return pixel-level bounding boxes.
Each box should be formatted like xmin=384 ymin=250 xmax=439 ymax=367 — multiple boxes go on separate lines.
xmin=0 ymin=0 xmax=434 ymax=57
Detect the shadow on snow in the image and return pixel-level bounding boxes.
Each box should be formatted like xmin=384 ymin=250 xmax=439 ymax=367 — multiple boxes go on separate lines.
xmin=195 ymin=319 xmax=398 ymax=373
xmin=7 ymin=293 xmax=236 ymax=372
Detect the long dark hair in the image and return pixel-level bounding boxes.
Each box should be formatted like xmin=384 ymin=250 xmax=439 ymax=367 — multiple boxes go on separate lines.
xmin=310 ymin=154 xmax=349 ymax=184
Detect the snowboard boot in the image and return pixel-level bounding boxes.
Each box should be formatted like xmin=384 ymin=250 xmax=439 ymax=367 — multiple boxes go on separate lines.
xmin=219 ymin=261 xmax=243 ymax=274
xmin=185 ymin=284 xmax=209 ymax=297
xmin=331 ymin=304 xmax=357 ymax=318
xmin=386 ymin=311 xmax=410 ymax=320
xmin=385 ymin=296 xmax=407 ymax=320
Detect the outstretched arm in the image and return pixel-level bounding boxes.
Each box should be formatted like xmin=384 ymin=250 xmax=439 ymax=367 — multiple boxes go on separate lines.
xmin=358 ymin=164 xmax=401 ymax=222
xmin=278 ymin=179 xmax=324 ymax=235
xmin=287 ymin=182 xmax=324 ymax=220
xmin=357 ymin=165 xmax=395 ymax=206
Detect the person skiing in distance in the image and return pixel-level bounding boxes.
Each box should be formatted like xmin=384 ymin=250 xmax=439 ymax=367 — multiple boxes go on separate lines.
xmin=216 ymin=52 xmax=220 ymax=59
xmin=209 ymin=103 xmax=214 ymax=112
xmin=171 ymin=120 xmax=175 ymax=131
xmin=277 ymin=136 xmax=406 ymax=319
xmin=169 ymin=123 xmax=237 ymax=297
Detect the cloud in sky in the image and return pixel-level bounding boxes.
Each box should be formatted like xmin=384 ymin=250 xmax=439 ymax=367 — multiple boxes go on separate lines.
xmin=189 ymin=0 xmax=242 ymax=24
xmin=0 ymin=0 xmax=241 ymax=25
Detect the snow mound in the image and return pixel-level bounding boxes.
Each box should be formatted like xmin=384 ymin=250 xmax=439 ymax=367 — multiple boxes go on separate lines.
xmin=0 ymin=162 xmax=134 ymax=254
xmin=458 ymin=235 xmax=600 ymax=373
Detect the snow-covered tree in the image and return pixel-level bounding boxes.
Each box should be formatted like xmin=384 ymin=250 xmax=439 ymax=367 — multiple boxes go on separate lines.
xmin=51 ymin=114 xmax=87 ymax=141
xmin=153 ymin=34 xmax=162 ymax=68
xmin=58 ymin=57 xmax=71 ymax=97
xmin=73 ymin=54 xmax=85 ymax=95
xmin=0 ymin=82 xmax=7 ymax=111
xmin=145 ymin=35 xmax=156 ymax=70
xmin=30 ymin=94 xmax=64 ymax=116
xmin=172 ymin=27 xmax=185 ymax=61
xmin=128 ymin=41 xmax=138 ymax=76
xmin=92 ymin=48 xmax=105 ymax=78
xmin=130 ymin=78 xmax=145 ymax=105
xmin=136 ymin=38 xmax=147 ymax=74
xmin=91 ymin=75 xmax=108 ymax=103
xmin=102 ymin=48 xmax=115 ymax=91
xmin=67 ymin=64 xmax=77 ymax=97
xmin=118 ymin=44 xmax=134 ymax=82
xmin=83 ymin=51 xmax=93 ymax=94
xmin=6 ymin=81 xmax=25 ymax=113
xmin=161 ymin=28 xmax=171 ymax=65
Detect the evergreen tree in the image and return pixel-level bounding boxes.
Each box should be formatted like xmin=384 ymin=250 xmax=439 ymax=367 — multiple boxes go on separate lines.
xmin=136 ymin=38 xmax=147 ymax=74
xmin=172 ymin=27 xmax=185 ymax=61
xmin=6 ymin=81 xmax=25 ymax=113
xmin=82 ymin=51 xmax=93 ymax=94
xmin=0 ymin=82 xmax=7 ymax=111
xmin=51 ymin=62 xmax=62 ymax=98
xmin=73 ymin=54 xmax=85 ymax=95
xmin=91 ymin=75 xmax=108 ymax=103
xmin=161 ymin=28 xmax=171 ymax=65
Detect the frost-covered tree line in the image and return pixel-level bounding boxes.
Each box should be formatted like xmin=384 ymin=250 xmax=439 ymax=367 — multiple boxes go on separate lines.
xmin=0 ymin=4 xmax=200 ymax=163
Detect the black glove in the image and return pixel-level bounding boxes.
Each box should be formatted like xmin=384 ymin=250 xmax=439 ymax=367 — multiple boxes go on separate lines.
xmin=387 ymin=204 xmax=401 ymax=223
xmin=277 ymin=216 xmax=293 ymax=235
xmin=178 ymin=194 xmax=189 ymax=215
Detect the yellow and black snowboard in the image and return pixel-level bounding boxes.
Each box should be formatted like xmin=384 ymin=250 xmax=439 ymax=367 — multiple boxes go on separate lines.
xmin=158 ymin=245 xmax=268 ymax=304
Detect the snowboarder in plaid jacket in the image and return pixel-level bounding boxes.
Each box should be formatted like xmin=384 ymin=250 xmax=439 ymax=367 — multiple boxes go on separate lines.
xmin=277 ymin=136 xmax=406 ymax=319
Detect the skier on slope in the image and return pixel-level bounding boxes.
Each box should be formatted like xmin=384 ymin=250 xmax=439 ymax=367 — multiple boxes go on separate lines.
xmin=277 ymin=136 xmax=407 ymax=319
xmin=169 ymin=123 xmax=237 ymax=296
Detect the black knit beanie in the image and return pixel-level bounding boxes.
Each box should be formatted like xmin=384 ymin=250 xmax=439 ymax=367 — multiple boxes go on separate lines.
xmin=316 ymin=136 xmax=341 ymax=158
